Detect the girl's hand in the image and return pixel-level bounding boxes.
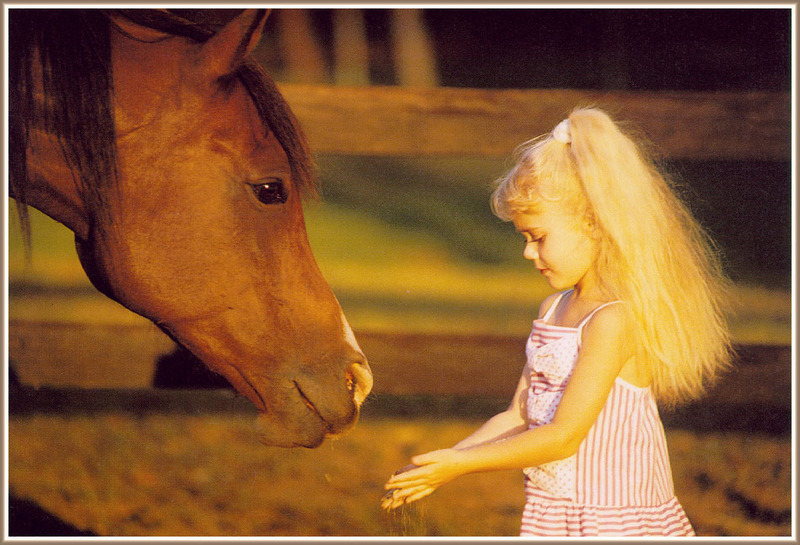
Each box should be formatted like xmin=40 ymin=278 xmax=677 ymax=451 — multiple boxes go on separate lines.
xmin=381 ymin=449 xmax=466 ymax=510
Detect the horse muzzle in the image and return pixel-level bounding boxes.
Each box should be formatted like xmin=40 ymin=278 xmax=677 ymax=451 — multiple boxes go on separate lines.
xmin=254 ymin=357 xmax=373 ymax=448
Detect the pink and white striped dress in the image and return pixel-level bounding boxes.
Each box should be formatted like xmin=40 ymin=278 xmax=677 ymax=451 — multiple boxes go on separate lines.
xmin=520 ymin=292 xmax=694 ymax=536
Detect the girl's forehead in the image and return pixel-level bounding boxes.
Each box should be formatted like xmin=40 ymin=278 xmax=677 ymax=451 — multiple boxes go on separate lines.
xmin=512 ymin=202 xmax=564 ymax=229
xmin=512 ymin=211 xmax=548 ymax=231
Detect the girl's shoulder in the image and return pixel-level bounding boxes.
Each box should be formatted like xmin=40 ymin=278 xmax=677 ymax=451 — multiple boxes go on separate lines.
xmin=537 ymin=291 xmax=570 ymax=320
xmin=579 ymin=301 xmax=631 ymax=336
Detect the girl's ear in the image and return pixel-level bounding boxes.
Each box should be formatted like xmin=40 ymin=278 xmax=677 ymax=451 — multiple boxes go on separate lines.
xmin=584 ymin=213 xmax=602 ymax=239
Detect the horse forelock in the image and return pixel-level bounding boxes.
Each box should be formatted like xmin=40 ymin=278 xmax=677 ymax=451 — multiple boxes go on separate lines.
xmin=237 ymin=60 xmax=320 ymax=201
xmin=10 ymin=8 xmax=319 ymax=230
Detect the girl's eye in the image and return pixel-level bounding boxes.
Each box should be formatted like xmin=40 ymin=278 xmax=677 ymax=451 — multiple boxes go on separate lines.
xmin=251 ymin=180 xmax=287 ymax=205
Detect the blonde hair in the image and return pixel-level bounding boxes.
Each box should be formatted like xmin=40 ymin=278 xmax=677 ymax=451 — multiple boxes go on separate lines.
xmin=492 ymin=107 xmax=732 ymax=406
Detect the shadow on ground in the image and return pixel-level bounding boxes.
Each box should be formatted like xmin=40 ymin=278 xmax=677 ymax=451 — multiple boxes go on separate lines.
xmin=8 ymin=494 xmax=97 ymax=536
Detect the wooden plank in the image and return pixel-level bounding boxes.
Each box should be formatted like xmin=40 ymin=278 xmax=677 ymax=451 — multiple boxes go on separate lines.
xmin=8 ymin=322 xmax=792 ymax=434
xmin=8 ymin=322 xmax=791 ymax=411
xmin=280 ymin=84 xmax=791 ymax=161
xmin=356 ymin=332 xmax=792 ymax=411
xmin=9 ymin=321 xmax=175 ymax=389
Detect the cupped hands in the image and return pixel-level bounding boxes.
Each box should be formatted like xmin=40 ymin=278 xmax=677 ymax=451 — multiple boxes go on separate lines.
xmin=381 ymin=448 xmax=467 ymax=510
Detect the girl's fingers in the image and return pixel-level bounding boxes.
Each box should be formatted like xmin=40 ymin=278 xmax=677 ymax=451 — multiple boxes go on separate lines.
xmin=393 ymin=463 xmax=419 ymax=476
xmin=404 ymin=487 xmax=435 ymax=505
xmin=381 ymin=488 xmax=407 ymax=510
xmin=385 ymin=474 xmax=423 ymax=488
xmin=381 ymin=485 xmax=432 ymax=510
xmin=380 ymin=493 xmax=399 ymax=510
xmin=385 ymin=484 xmax=425 ymax=503
xmin=381 ymin=451 xmax=457 ymax=510
xmin=386 ymin=467 xmax=431 ymax=488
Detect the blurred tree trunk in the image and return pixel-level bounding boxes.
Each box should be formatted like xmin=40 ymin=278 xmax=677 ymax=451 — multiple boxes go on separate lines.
xmin=390 ymin=9 xmax=440 ymax=87
xmin=332 ymin=9 xmax=370 ymax=86
xmin=274 ymin=9 xmax=329 ymax=84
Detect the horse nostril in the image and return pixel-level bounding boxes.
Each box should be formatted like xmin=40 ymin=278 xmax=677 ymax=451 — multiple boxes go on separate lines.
xmin=346 ymin=360 xmax=373 ymax=406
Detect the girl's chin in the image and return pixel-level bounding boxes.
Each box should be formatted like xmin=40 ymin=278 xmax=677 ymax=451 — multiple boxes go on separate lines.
xmin=545 ymin=277 xmax=571 ymax=291
xmin=539 ymin=270 xmax=560 ymax=288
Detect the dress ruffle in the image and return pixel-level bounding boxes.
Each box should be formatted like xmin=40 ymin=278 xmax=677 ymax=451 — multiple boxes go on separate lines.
xmin=520 ymin=486 xmax=695 ymax=537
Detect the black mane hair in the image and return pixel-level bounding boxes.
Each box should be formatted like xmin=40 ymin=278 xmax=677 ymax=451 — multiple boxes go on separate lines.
xmin=9 ymin=8 xmax=317 ymax=242
xmin=9 ymin=9 xmax=115 ymax=241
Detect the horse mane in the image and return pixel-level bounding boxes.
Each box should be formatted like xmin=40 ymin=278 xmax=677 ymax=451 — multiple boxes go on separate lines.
xmin=9 ymin=9 xmax=318 ymax=242
xmin=9 ymin=9 xmax=116 ymax=243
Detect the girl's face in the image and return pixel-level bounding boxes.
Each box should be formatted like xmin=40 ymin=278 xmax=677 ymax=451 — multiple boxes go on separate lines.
xmin=512 ymin=203 xmax=598 ymax=292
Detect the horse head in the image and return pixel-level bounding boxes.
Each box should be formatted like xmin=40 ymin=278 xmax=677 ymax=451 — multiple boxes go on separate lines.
xmin=10 ymin=9 xmax=372 ymax=447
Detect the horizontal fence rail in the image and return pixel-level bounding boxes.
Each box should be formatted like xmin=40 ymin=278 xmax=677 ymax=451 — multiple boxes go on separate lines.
xmin=280 ymin=85 xmax=791 ymax=161
xmin=9 ymin=321 xmax=791 ymax=434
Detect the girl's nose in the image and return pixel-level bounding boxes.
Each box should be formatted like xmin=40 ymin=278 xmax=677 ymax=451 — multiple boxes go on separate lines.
xmin=523 ymin=241 xmax=538 ymax=261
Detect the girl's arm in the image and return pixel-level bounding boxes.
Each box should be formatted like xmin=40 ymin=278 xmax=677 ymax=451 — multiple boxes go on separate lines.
xmin=382 ymin=370 xmax=529 ymax=509
xmin=451 ymin=293 xmax=564 ymax=450
xmin=383 ymin=303 xmax=633 ymax=507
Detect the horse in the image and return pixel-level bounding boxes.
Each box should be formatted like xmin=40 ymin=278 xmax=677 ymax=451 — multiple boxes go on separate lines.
xmin=8 ymin=8 xmax=372 ymax=448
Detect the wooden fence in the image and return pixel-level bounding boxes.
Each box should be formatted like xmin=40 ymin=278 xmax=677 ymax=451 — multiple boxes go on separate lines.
xmin=8 ymin=322 xmax=792 ymax=434
xmin=280 ymin=85 xmax=790 ymax=160
xmin=8 ymin=85 xmax=792 ymax=431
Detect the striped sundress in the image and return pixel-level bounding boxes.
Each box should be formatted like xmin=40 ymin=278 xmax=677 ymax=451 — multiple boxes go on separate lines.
xmin=520 ymin=291 xmax=694 ymax=536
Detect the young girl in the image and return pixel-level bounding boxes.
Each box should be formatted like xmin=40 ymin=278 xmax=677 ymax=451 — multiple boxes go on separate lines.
xmin=382 ymin=107 xmax=732 ymax=536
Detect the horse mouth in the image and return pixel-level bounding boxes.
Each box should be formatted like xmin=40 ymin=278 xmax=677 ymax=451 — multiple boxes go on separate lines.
xmin=228 ymin=368 xmax=357 ymax=448
xmin=253 ymin=381 xmax=350 ymax=448
xmin=168 ymin=344 xmax=362 ymax=447
xmin=293 ymin=380 xmax=333 ymax=434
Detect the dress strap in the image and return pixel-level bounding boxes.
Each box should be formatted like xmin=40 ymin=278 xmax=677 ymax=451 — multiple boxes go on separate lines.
xmin=576 ymin=300 xmax=624 ymax=341
xmin=541 ymin=290 xmax=572 ymax=323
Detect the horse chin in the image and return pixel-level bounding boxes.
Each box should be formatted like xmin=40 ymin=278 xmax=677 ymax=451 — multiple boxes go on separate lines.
xmin=211 ymin=360 xmax=359 ymax=448
xmin=253 ymin=383 xmax=361 ymax=448
xmin=254 ymin=412 xmax=329 ymax=448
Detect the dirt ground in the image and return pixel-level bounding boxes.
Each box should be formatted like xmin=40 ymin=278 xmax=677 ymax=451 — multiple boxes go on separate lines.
xmin=8 ymin=402 xmax=792 ymax=537
xmin=7 ymin=320 xmax=792 ymax=538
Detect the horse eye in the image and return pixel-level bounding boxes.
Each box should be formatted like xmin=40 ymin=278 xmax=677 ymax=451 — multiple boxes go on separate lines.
xmin=251 ymin=180 xmax=287 ymax=205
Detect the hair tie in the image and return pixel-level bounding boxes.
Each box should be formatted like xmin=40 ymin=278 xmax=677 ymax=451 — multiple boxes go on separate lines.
xmin=552 ymin=119 xmax=571 ymax=144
